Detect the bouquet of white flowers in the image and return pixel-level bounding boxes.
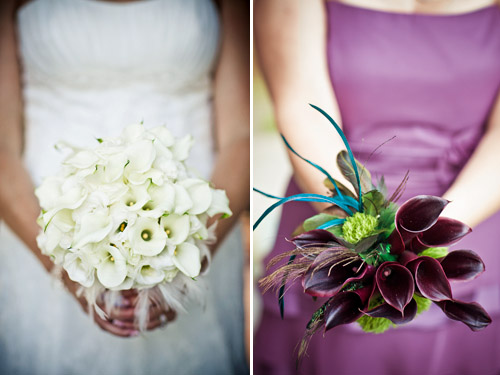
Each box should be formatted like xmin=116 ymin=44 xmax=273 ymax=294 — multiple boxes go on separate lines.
xmin=35 ymin=124 xmax=231 ymax=328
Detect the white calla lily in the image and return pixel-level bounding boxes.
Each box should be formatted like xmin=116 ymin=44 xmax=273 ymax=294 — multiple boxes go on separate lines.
xmin=96 ymin=245 xmax=128 ymax=288
xmin=37 ymin=176 xmax=88 ymax=221
xmin=101 ymin=152 xmax=128 ymax=183
xmin=119 ymin=183 xmax=151 ymax=211
xmin=126 ymin=168 xmax=164 ymax=186
xmin=173 ymin=184 xmax=193 ymax=214
xmin=189 ymin=215 xmax=209 ymax=240
xmin=153 ymin=156 xmax=178 ymax=180
xmin=35 ymin=176 xmax=65 ymax=210
xmin=40 ymin=209 xmax=75 ymax=252
xmin=149 ymin=126 xmax=174 ymax=147
xmin=180 ymin=178 xmax=212 ymax=215
xmin=136 ymin=264 xmax=166 ymax=286
xmin=64 ymin=150 xmax=99 ymax=169
xmin=73 ymin=208 xmax=113 ymax=248
xmin=122 ymin=124 xmax=148 ymax=142
xmin=71 ymin=191 xmax=109 ymax=223
xmin=43 ymin=223 xmax=64 ymax=252
xmin=164 ymin=268 xmax=179 ymax=282
xmin=139 ymin=183 xmax=175 ymax=218
xmin=108 ymin=277 xmax=135 ymax=291
xmin=143 ymin=247 xmax=175 ymax=269
xmin=64 ymin=252 xmax=96 ymax=288
xmin=126 ymin=139 xmax=156 ymax=174
xmin=172 ymin=134 xmax=193 ymax=161
xmin=94 ymin=182 xmax=128 ymax=205
xmin=207 ymin=189 xmax=232 ymax=218
xmin=161 ymin=214 xmax=190 ymax=245
xmin=173 ymin=242 xmax=201 ymax=278
xmin=51 ymin=209 xmax=75 ymax=233
xmin=130 ymin=217 xmax=167 ymax=256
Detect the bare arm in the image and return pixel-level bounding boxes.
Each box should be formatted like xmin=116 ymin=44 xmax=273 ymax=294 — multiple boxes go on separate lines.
xmin=254 ymin=0 xmax=349 ymax=209
xmin=442 ymin=92 xmax=500 ymax=228
xmin=210 ymin=0 xmax=250 ymax=248
xmin=0 ymin=1 xmax=51 ymax=271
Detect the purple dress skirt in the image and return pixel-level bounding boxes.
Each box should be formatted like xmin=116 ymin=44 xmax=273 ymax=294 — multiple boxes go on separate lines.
xmin=254 ymin=3 xmax=500 ymax=374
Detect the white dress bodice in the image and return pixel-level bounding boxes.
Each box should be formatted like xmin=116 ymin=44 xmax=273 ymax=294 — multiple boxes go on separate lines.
xmin=18 ymin=0 xmax=220 ymax=184
xmin=0 ymin=1 xmax=246 ymax=374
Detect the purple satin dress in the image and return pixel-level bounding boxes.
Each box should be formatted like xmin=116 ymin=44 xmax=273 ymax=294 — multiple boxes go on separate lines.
xmin=254 ymin=3 xmax=500 ymax=374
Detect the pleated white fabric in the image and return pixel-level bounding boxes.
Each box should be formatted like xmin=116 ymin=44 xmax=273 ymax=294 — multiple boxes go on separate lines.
xmin=0 ymin=1 xmax=247 ymax=374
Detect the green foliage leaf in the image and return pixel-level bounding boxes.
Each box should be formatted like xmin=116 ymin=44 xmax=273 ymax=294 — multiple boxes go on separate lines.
xmin=413 ymin=294 xmax=432 ymax=314
xmin=418 ymin=247 xmax=449 ymax=259
xmin=377 ymin=204 xmax=397 ymax=238
xmin=327 ymin=225 xmax=344 ymax=238
xmin=303 ymin=213 xmax=339 ymax=231
xmin=362 ymin=190 xmax=386 ymax=217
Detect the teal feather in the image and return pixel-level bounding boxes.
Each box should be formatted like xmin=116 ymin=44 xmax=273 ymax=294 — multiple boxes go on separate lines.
xmin=309 ymin=104 xmax=363 ymax=212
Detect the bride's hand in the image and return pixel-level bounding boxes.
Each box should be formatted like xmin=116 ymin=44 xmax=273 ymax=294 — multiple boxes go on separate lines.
xmin=96 ymin=289 xmax=177 ymax=337
xmin=62 ymin=272 xmax=176 ymax=337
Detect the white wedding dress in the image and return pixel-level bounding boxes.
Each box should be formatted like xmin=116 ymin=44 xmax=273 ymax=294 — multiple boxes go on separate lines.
xmin=0 ymin=0 xmax=247 ymax=374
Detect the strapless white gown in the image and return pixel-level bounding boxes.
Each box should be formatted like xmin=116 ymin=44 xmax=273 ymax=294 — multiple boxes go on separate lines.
xmin=0 ymin=0 xmax=247 ymax=373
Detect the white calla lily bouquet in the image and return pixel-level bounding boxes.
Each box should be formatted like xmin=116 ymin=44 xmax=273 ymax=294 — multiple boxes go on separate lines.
xmin=35 ymin=124 xmax=231 ymax=328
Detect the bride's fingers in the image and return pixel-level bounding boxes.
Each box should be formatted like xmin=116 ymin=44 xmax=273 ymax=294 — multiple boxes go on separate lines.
xmin=105 ymin=306 xmax=136 ymax=322
xmin=94 ymin=312 xmax=138 ymax=338
xmin=111 ymin=306 xmax=176 ymax=326
xmin=110 ymin=307 xmax=177 ymax=331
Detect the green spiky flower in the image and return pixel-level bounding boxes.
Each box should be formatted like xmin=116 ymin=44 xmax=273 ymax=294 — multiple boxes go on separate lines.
xmin=342 ymin=212 xmax=378 ymax=244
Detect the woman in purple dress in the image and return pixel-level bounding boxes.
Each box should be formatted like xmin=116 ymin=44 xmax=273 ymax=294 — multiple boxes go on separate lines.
xmin=254 ymin=1 xmax=500 ymax=374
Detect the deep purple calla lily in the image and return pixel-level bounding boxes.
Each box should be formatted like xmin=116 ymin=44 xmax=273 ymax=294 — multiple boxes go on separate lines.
xmin=397 ymin=195 xmax=449 ymax=233
xmin=363 ymin=298 xmax=418 ymax=325
xmin=436 ymin=300 xmax=492 ymax=331
xmin=324 ymin=286 xmax=373 ymax=331
xmin=302 ymin=250 xmax=370 ymax=297
xmin=407 ymin=256 xmax=452 ymax=301
xmin=410 ymin=217 xmax=472 ymax=252
xmin=387 ymin=195 xmax=471 ymax=254
xmin=376 ymin=262 xmax=414 ymax=313
xmin=440 ymin=250 xmax=485 ymax=281
xmin=292 ymin=229 xmax=338 ymax=248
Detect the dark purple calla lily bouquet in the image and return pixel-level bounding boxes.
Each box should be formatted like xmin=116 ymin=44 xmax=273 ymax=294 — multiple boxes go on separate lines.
xmin=254 ymin=105 xmax=491 ymax=359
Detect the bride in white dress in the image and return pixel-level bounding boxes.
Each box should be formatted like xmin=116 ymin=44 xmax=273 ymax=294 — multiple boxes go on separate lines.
xmin=0 ymin=0 xmax=249 ymax=374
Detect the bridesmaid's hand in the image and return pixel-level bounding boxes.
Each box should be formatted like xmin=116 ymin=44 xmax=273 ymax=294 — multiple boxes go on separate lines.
xmin=62 ymin=271 xmax=176 ymax=337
